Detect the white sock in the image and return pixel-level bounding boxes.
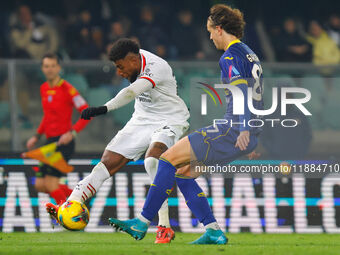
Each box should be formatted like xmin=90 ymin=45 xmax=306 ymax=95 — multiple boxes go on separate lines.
xmin=144 ymin=157 xmax=171 ymax=228
xmin=68 ymin=162 xmax=110 ymax=203
xmin=205 ymin=221 xmax=220 ymax=231
xmin=158 ymin=200 xmax=170 ymax=228
xmin=144 ymin=157 xmax=159 ymax=180
xmin=138 ymin=214 xmax=151 ymax=226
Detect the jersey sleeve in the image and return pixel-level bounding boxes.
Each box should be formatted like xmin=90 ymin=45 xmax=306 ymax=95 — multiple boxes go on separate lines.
xmin=36 ymin=116 xmax=46 ymax=135
xmin=67 ymin=84 xmax=90 ymax=133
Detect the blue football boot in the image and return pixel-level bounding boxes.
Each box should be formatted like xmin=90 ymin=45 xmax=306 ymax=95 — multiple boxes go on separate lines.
xmin=109 ymin=217 xmax=148 ymax=240
xmin=190 ymin=229 xmax=228 ymax=245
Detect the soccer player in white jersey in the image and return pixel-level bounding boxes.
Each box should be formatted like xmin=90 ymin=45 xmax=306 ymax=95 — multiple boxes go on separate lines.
xmin=46 ymin=38 xmax=189 ymax=243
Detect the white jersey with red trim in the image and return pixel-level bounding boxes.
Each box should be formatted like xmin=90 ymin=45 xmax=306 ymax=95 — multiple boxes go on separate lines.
xmin=132 ymin=49 xmax=189 ymax=125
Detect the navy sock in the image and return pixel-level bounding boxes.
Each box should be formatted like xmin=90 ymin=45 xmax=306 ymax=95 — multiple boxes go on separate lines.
xmin=141 ymin=158 xmax=176 ymax=221
xmin=176 ymin=176 xmax=216 ymax=226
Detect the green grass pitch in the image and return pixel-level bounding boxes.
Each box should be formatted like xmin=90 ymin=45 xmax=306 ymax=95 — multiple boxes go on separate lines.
xmin=0 ymin=232 xmax=339 ymax=255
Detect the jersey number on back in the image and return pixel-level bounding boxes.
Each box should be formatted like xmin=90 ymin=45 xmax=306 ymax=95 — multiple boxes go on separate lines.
xmin=251 ymin=63 xmax=263 ymax=101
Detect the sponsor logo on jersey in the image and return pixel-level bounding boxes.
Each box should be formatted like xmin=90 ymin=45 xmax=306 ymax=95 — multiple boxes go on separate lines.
xmin=141 ymin=68 xmax=153 ymax=78
xmin=229 ymin=65 xmax=241 ymax=80
xmin=138 ymin=93 xmax=152 ymax=103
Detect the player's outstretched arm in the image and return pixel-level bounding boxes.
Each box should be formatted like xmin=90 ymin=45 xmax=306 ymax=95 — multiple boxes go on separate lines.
xmin=81 ymin=79 xmax=153 ymax=120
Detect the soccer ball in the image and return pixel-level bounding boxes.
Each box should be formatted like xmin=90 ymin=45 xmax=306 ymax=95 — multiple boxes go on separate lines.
xmin=58 ymin=201 xmax=90 ymax=231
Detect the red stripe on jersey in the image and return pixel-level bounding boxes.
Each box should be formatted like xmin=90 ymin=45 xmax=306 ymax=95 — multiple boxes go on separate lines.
xmin=87 ymin=186 xmax=94 ymax=196
xmin=140 ymin=77 xmax=156 ymax=88
xmin=81 ymin=195 xmax=85 ymax=201
xmin=141 ymin=54 xmax=146 ymax=72
xmin=88 ymin=183 xmax=96 ymax=193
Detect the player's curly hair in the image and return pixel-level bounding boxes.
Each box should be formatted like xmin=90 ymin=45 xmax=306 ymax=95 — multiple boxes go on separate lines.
xmin=109 ymin=38 xmax=140 ymax=62
xmin=208 ymin=4 xmax=245 ymax=39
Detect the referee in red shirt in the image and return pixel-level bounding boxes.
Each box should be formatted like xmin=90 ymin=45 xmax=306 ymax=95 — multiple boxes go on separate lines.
xmin=26 ymin=53 xmax=90 ymax=205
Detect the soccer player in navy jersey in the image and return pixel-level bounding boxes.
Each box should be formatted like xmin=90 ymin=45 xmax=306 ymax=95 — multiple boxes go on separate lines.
xmin=109 ymin=4 xmax=264 ymax=244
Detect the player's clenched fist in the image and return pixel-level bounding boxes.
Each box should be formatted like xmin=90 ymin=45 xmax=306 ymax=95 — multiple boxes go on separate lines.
xmin=81 ymin=106 xmax=108 ymax=120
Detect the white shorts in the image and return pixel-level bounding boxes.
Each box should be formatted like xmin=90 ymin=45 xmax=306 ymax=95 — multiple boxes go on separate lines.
xmin=106 ymin=118 xmax=189 ymax=161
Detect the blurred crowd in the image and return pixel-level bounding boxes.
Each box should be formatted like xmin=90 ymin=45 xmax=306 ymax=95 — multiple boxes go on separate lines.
xmin=0 ymin=2 xmax=211 ymax=61
xmin=270 ymin=16 xmax=340 ymax=65
xmin=0 ymin=1 xmax=340 ymax=64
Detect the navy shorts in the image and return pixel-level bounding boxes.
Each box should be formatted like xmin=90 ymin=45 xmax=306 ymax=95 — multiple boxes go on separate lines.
xmin=188 ymin=124 xmax=258 ymax=166
xmin=35 ymin=136 xmax=75 ymax=178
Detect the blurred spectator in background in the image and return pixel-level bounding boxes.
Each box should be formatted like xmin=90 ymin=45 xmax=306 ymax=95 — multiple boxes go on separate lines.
xmin=326 ymin=14 xmax=340 ymax=48
xmin=74 ymin=26 xmax=101 ymax=59
xmin=9 ymin=5 xmax=59 ymax=59
xmin=306 ymin=20 xmax=340 ymax=65
xmin=172 ymin=10 xmax=204 ymax=60
xmin=92 ymin=27 xmax=104 ymax=56
xmin=136 ymin=6 xmax=168 ymax=58
xmin=243 ymin=22 xmax=265 ymax=61
xmin=76 ymin=10 xmax=94 ymax=32
xmin=107 ymin=19 xmax=129 ymax=43
xmin=274 ymin=18 xmax=312 ymax=62
xmin=67 ymin=10 xmax=102 ymax=59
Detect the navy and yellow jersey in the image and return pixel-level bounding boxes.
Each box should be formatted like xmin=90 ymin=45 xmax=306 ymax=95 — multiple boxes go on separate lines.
xmin=219 ymin=39 xmax=264 ymax=134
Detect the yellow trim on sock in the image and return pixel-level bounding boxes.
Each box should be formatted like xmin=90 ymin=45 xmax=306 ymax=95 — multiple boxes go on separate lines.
xmin=159 ymin=157 xmax=175 ymax=167
xmin=175 ymin=174 xmax=193 ymax=179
